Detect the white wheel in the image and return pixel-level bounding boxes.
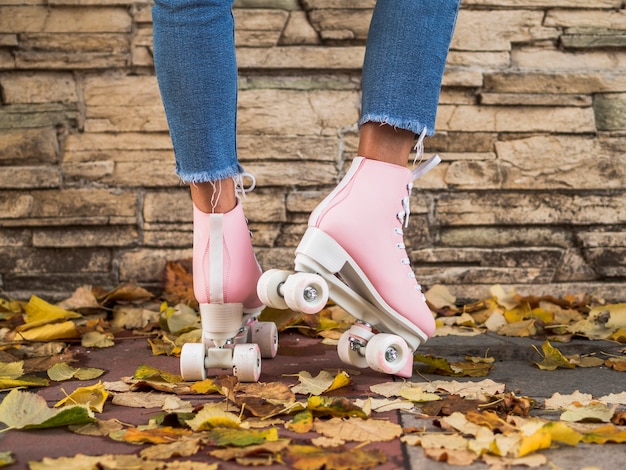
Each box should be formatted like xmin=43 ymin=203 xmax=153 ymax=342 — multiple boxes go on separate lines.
xmin=232 ymin=344 xmax=261 ymax=382
xmin=250 ymin=321 xmax=278 ymax=358
xmin=180 ymin=343 xmax=207 ymax=381
xmin=337 ymin=330 xmax=368 ymax=368
xmin=257 ymin=269 xmax=289 ymax=310
xmin=282 ymin=272 xmax=329 ymax=314
xmin=365 ymin=333 xmax=411 ymax=375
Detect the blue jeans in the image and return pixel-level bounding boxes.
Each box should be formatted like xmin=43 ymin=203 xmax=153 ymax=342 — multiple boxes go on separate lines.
xmin=153 ymin=0 xmax=460 ymax=183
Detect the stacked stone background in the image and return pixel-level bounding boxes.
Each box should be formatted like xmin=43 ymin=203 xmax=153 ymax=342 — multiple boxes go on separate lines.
xmin=1 ymin=0 xmax=625 ymax=301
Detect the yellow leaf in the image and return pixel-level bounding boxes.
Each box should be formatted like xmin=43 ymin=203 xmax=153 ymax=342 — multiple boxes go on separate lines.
xmin=132 ymin=364 xmax=182 ymax=383
xmin=542 ymin=421 xmax=582 ymax=446
xmin=285 ymin=410 xmax=314 ymax=433
xmin=326 ymin=370 xmax=351 ymax=392
xmin=23 ymin=295 xmax=81 ymax=325
xmin=208 ymin=427 xmax=278 ymax=446
xmin=190 ymin=378 xmax=221 ymax=394
xmin=582 ymin=424 xmax=626 ymax=443
xmin=114 ymin=426 xmax=193 ymax=444
xmin=185 ymin=403 xmax=242 ymax=431
xmin=399 ymin=387 xmax=441 ymax=403
xmin=517 ymin=429 xmax=552 ymax=457
xmin=0 ymin=361 xmax=24 ymax=379
xmin=307 ymin=396 xmax=367 ymax=418
xmin=290 ymin=370 xmax=349 ymax=395
xmin=81 ymin=331 xmax=114 ymax=348
xmin=47 ymin=363 xmax=78 ymax=381
xmin=532 ymin=340 xmax=576 ymax=370
xmin=15 ymin=321 xmax=79 ymax=341
xmin=55 ymin=382 xmax=109 ymax=413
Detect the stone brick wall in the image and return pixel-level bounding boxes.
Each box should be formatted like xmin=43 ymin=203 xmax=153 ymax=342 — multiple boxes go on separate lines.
xmin=1 ymin=0 xmax=625 ymax=301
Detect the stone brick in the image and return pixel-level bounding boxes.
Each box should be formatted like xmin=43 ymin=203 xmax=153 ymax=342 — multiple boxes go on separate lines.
xmin=0 ymin=194 xmax=34 ymax=220
xmin=439 ymin=227 xmax=573 ymax=248
xmin=451 ymin=10 xmax=558 ymax=52
xmin=479 ymin=93 xmax=592 ymax=107
xmin=553 ymin=248 xmax=597 ymax=282
xmin=0 ymin=6 xmax=131 ymax=33
xmin=64 ymin=132 xmax=173 ymax=153
xmin=586 ymin=248 xmax=626 ymax=278
xmin=307 ymin=9 xmax=371 ymax=43
xmin=436 ymin=192 xmax=626 ymax=226
xmin=0 ymin=166 xmax=60 ymax=189
xmin=246 ymin=161 xmax=338 ymax=188
xmin=119 ymin=248 xmax=191 ymax=283
xmin=85 ymin=105 xmax=168 ymax=132
xmin=578 ymin=231 xmax=626 ymax=248
xmin=0 ymin=103 xmax=79 ymax=129
xmin=561 ymin=32 xmax=626 ymax=50
xmin=484 ymin=72 xmax=626 ymax=93
xmin=14 ymin=51 xmax=130 ymax=70
xmin=237 ymin=46 xmax=365 ymax=70
xmin=0 ymin=128 xmax=58 ymax=164
xmin=0 ymin=228 xmax=31 ymax=247
xmin=33 ymin=226 xmax=139 ymax=247
xmin=447 ymin=51 xmax=510 ymax=68
xmin=436 ymin=104 xmax=596 ymax=133
xmin=19 ymin=33 xmax=129 ymax=54
xmin=415 ymin=266 xmax=555 ymax=286
xmin=0 ymin=189 xmax=137 ymax=222
xmin=238 ymin=135 xmax=338 ymax=162
xmin=143 ymin=191 xmax=192 ymax=225
xmin=238 ymin=89 xmax=359 ymax=135
xmin=280 ymin=11 xmax=320 ymax=45
xmin=1 ymin=72 xmax=77 ymax=104
xmin=545 ymin=9 xmax=626 ymax=29
xmin=594 ymin=93 xmax=626 ymax=131
xmin=2 ymin=247 xmax=110 ymax=274
xmin=495 ymin=135 xmax=626 ymax=190
xmin=512 ymin=47 xmax=626 ymax=71
xmin=411 ymin=247 xmax=564 ymax=269
xmin=463 ymin=0 xmax=622 ymax=7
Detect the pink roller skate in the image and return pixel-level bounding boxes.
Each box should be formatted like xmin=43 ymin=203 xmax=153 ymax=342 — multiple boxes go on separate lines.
xmin=257 ymin=155 xmax=440 ymax=378
xmin=179 ymin=200 xmax=278 ymax=383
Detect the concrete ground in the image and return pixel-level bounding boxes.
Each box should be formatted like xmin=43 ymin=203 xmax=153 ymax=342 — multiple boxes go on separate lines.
xmin=1 ymin=329 xmax=624 ymax=469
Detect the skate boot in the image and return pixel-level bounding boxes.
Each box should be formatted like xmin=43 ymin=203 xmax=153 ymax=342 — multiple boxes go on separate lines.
xmin=258 ymin=155 xmax=440 ymax=378
xmin=179 ymin=201 xmax=278 ymax=383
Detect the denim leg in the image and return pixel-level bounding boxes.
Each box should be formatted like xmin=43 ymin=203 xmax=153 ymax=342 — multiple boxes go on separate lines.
xmin=153 ymin=0 xmax=243 ymax=183
xmin=359 ymin=0 xmax=461 ymax=136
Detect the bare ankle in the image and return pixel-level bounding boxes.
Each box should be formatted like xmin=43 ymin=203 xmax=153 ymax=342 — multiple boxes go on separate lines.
xmin=357 ymin=122 xmax=415 ymax=167
xmin=190 ymin=179 xmax=237 ymax=213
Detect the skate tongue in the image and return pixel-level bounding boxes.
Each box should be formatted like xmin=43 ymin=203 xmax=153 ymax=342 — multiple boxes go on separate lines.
xmin=412 ymin=154 xmax=441 ymax=181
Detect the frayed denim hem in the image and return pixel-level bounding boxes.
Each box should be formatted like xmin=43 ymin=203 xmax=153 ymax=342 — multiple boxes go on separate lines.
xmin=358 ymin=114 xmax=433 ymax=137
xmin=175 ymin=162 xmax=245 ymax=184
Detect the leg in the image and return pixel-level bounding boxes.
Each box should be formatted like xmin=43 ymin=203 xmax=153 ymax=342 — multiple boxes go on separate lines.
xmin=359 ymin=0 xmax=461 ymax=166
xmin=152 ymin=0 xmax=268 ymax=381
xmin=298 ymin=0 xmax=461 ymax=377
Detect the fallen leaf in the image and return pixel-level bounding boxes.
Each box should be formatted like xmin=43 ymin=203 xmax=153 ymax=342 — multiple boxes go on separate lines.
xmin=55 ymin=382 xmax=109 ymax=413
xmin=208 ymin=427 xmax=278 ymax=447
xmin=185 ymin=403 xmax=242 ymax=431
xmin=307 ymin=396 xmax=367 ymax=418
xmin=139 ymin=436 xmax=203 ymax=460
xmin=290 ymin=370 xmax=350 ymax=395
xmin=560 ymin=402 xmax=615 ymax=423
xmin=283 ymin=444 xmax=387 ymax=470
xmin=285 ymin=410 xmax=314 ymax=433
xmin=112 ymin=425 xmax=193 ymax=444
xmin=532 ymin=340 xmax=576 ymax=370
xmin=314 ymin=417 xmax=402 ymax=442
xmin=0 ymin=389 xmax=94 ymax=432
xmin=544 ymin=391 xmax=594 ymax=409
xmin=81 ymin=331 xmax=114 ymax=348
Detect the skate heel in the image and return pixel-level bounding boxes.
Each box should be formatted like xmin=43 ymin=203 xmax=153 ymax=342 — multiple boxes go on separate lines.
xmin=294 ymin=227 xmax=428 ymax=351
xmin=180 ymin=302 xmax=261 ymax=383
